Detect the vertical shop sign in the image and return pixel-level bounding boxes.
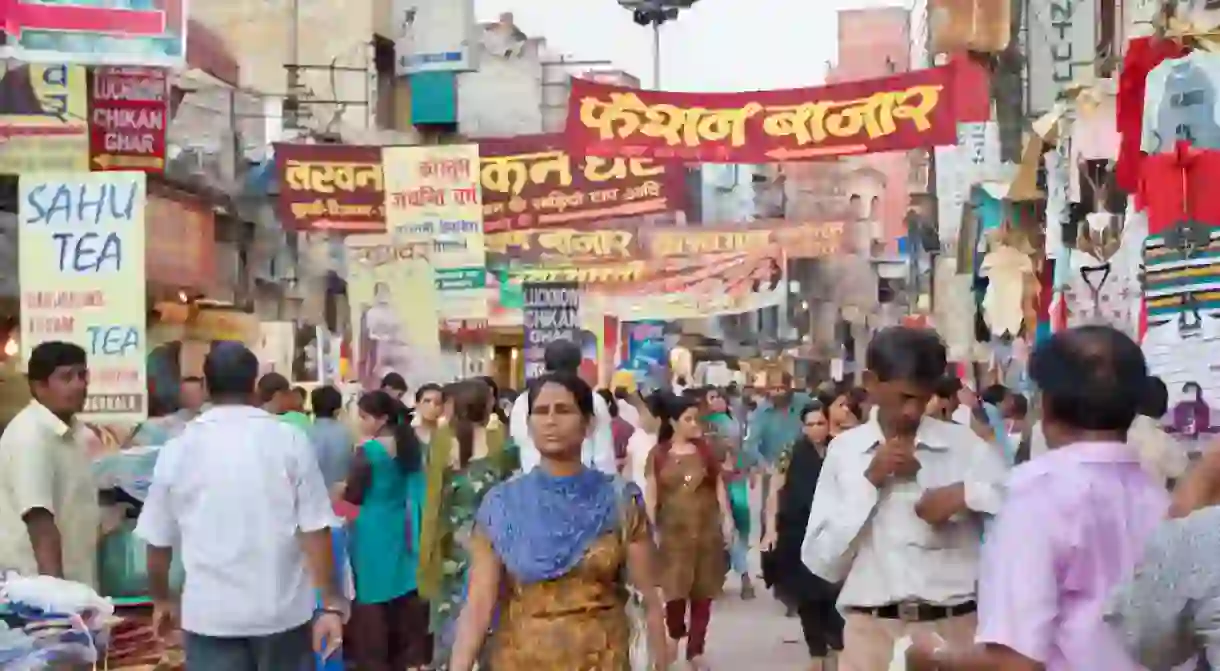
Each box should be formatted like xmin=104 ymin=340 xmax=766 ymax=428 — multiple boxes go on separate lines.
xmin=384 ymin=144 xmax=488 ymax=319
xmin=18 ymin=171 xmax=148 ymax=422
xmin=1027 ymin=0 xmax=1096 ymax=114
xmin=393 ymin=0 xmax=474 ymax=74
xmin=0 ymin=0 xmax=187 ymax=67
xmin=89 ymin=66 xmax=168 ymax=172
xmin=522 ymin=281 xmax=579 ymax=381
xmin=0 ymin=63 xmax=89 ymax=174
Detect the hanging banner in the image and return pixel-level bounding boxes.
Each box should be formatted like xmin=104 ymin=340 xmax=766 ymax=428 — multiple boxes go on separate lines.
xmin=523 ymin=281 xmax=580 ymax=381
xmin=478 ymin=134 xmax=685 ymax=233
xmin=345 ymin=235 xmax=443 ymax=391
xmin=486 ymin=219 xmax=844 ymax=266
xmin=19 ymin=171 xmax=148 ymax=422
xmin=0 ymin=0 xmax=188 ymax=67
xmin=383 ymin=144 xmax=487 ymax=319
xmin=0 ymin=63 xmax=88 ymax=175
xmin=564 ymin=66 xmax=958 ymax=163
xmin=88 ymin=66 xmax=168 ymax=172
xmin=275 ymin=143 xmax=385 ymax=233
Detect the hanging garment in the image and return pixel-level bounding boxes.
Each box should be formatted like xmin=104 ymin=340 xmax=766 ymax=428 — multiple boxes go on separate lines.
xmin=1143 ymin=51 xmax=1220 ymax=155
xmin=1143 ymin=228 xmax=1220 ymax=327
xmin=1116 ymin=37 xmax=1191 ymax=192
xmin=980 ymin=245 xmax=1034 ymax=338
xmin=1064 ymin=263 xmax=1141 ymax=337
xmin=1136 ymin=144 xmax=1220 ymax=235
xmin=1077 ymin=212 xmax=1125 ymax=263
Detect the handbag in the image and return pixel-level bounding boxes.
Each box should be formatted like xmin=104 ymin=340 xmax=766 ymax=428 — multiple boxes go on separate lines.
xmin=613 ymin=477 xmax=651 ymax=671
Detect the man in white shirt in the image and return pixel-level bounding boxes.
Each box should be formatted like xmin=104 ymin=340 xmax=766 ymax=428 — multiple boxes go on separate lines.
xmin=511 ymin=340 xmax=616 ymax=474
xmin=802 ymin=327 xmax=1007 ymax=671
xmin=136 ymin=343 xmax=344 ymax=670
xmin=0 ymin=342 xmax=98 ymax=588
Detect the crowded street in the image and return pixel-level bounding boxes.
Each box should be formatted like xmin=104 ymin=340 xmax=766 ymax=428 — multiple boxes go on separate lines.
xmin=3 ymin=0 xmax=1220 ymax=669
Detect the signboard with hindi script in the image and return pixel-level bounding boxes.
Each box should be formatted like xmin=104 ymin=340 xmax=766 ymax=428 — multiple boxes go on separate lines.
xmin=0 ymin=63 xmax=88 ymax=175
xmin=275 ymin=143 xmax=385 ymax=233
xmin=564 ymin=66 xmax=959 ymax=163
xmin=478 ymin=134 xmax=685 ymax=233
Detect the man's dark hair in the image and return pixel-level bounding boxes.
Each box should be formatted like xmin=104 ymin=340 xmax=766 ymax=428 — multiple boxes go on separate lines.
xmin=205 ymin=343 xmax=261 ymax=399
xmin=865 ymin=327 xmax=947 ymax=386
xmin=614 ymin=386 xmax=631 ymax=400
xmin=1139 ymin=376 xmax=1170 ymax=418
xmin=1009 ymin=393 xmax=1028 ymax=419
xmin=380 ymin=372 xmax=408 ymax=393
xmin=934 ymin=375 xmax=962 ymax=400
xmin=291 ymin=385 xmax=307 ymax=400
xmin=981 ymin=384 xmax=1009 ymax=407
xmin=597 ymin=388 xmax=619 ymax=418
xmin=1029 ymin=325 xmax=1147 ymax=432
xmin=256 ymin=371 xmax=291 ymax=404
xmin=181 ymin=376 xmax=204 ymax=385
xmin=415 ymin=382 xmax=443 ymax=403
xmin=543 ymin=339 xmax=582 ymax=374
xmin=27 ymin=341 xmax=86 ymax=383
xmin=311 ymin=385 xmax=343 ymax=419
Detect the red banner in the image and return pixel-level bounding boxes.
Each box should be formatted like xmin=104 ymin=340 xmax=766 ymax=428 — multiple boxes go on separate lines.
xmin=478 ymin=134 xmax=685 ymax=233
xmin=565 ymin=66 xmax=959 ymax=163
xmin=88 ymin=66 xmax=168 ymax=172
xmin=275 ymin=143 xmax=384 ymax=233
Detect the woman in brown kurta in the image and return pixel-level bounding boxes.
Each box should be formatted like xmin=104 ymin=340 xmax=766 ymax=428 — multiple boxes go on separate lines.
xmin=447 ymin=371 xmax=670 ymax=671
xmin=645 ymin=393 xmax=733 ymax=670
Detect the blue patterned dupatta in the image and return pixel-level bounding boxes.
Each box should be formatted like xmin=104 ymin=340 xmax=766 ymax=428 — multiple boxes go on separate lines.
xmin=476 ymin=467 xmax=621 ymax=584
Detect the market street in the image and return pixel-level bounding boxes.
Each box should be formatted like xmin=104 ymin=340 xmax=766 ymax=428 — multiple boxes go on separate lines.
xmin=707 ymin=572 xmax=813 ymax=669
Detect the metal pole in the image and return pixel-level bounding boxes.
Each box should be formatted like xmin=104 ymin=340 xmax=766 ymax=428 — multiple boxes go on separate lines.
xmin=652 ymin=20 xmax=661 ymax=89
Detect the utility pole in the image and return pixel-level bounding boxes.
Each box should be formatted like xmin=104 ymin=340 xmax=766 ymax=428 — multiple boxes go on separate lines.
xmin=618 ymin=0 xmax=699 ymax=90
xmin=995 ymin=0 xmax=1026 ymax=162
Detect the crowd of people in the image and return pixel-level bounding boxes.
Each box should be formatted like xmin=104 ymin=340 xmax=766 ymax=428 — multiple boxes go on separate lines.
xmin=3 ymin=324 xmax=1220 ymax=670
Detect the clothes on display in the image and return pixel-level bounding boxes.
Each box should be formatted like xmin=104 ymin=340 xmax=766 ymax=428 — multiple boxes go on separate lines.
xmin=1142 ymin=51 xmax=1220 ymax=155
xmin=980 ymin=244 xmax=1034 ymax=338
xmin=1142 ymin=316 xmax=1220 ymax=446
xmin=1117 ymin=37 xmax=1191 ymax=191
xmin=1144 ymin=228 xmax=1220 ymax=326
xmin=1136 ymin=144 xmax=1220 ymax=234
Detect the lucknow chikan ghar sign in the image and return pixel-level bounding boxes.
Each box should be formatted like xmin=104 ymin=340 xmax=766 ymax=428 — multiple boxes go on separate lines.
xmin=88 ymin=66 xmax=169 ymax=172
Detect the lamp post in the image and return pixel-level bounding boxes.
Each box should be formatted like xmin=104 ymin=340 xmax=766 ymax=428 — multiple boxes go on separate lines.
xmin=617 ymin=0 xmax=699 ymax=89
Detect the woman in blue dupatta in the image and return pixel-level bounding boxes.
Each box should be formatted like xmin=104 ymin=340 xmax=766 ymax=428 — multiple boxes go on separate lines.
xmin=447 ymin=373 xmax=670 ymax=671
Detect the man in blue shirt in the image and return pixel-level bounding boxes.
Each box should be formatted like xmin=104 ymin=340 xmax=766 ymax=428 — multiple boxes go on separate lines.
xmin=745 ymin=372 xmax=811 ymax=537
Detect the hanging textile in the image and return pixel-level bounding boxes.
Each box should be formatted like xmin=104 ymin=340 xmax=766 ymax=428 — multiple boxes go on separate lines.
xmin=1116 ymin=37 xmax=1191 ymax=191
xmin=1143 ymin=228 xmax=1220 ymax=327
xmin=1136 ymin=143 xmax=1220 ymax=234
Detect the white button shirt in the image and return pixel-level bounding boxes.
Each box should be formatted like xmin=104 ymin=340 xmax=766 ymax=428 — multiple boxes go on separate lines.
xmin=511 ymin=391 xmax=617 ymax=475
xmin=135 ymin=406 xmax=336 ymax=638
xmin=801 ymin=413 xmax=1008 ymax=610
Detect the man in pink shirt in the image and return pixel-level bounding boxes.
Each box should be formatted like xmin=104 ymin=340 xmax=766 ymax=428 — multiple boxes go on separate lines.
xmin=907 ymin=325 xmax=1169 ymax=670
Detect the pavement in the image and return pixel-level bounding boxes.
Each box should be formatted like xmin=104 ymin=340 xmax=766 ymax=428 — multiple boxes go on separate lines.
xmin=703 ymin=571 xmax=812 ymax=670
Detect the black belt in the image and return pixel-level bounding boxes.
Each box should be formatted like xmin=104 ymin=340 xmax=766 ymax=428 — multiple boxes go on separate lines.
xmin=852 ymin=601 xmax=977 ymax=622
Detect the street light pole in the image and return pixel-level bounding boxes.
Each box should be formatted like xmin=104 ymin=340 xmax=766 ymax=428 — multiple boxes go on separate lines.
xmin=620 ymin=0 xmax=697 ymax=90
xmin=652 ymin=19 xmax=661 ymax=89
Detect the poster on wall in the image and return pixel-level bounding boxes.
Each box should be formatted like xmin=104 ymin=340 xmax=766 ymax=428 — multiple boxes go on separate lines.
xmin=18 ymin=171 xmax=148 ymax=423
xmin=345 ymin=235 xmax=443 ymax=391
xmin=522 ymin=282 xmax=580 ymax=381
xmin=1 ymin=0 xmax=188 ymax=67
xmin=383 ymin=144 xmax=487 ymax=319
xmin=392 ymin=0 xmax=474 ymax=74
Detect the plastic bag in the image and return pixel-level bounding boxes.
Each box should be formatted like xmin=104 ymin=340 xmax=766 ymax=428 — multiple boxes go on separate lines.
xmin=92 ymin=446 xmax=160 ymax=501
xmin=3 ymin=574 xmax=114 ymax=619
xmin=97 ymin=520 xmax=185 ymax=599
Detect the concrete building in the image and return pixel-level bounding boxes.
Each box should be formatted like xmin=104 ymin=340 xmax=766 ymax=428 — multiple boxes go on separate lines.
xmin=701 ymin=164 xmax=760 ymax=224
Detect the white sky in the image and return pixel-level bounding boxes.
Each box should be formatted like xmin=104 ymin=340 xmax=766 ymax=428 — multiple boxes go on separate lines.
xmin=472 ymin=0 xmax=916 ymax=92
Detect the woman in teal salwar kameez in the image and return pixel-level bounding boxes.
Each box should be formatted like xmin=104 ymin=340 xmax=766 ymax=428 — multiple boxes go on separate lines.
xmin=699 ymin=386 xmax=756 ymax=599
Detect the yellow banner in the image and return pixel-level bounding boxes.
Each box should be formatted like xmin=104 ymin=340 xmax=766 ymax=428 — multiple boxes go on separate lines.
xmin=345 ymin=235 xmax=443 ymax=391
xmin=19 ymin=172 xmax=148 ymax=423
xmin=383 ymin=144 xmax=488 ymax=320
xmin=0 ymin=64 xmax=89 ymax=175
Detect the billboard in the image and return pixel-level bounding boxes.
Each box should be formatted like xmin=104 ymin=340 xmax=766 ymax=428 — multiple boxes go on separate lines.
xmin=1 ymin=0 xmax=187 ymax=67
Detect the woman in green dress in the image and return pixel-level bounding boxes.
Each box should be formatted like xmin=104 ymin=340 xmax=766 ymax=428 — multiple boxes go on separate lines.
xmin=698 ymin=386 xmax=755 ymax=600
xmin=344 ymin=390 xmax=430 ymax=671
xmin=417 ymin=378 xmax=519 ymax=664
